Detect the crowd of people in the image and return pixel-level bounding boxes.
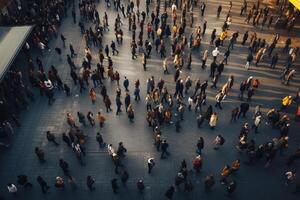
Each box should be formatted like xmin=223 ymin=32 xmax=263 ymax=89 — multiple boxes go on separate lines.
xmin=0 ymin=0 xmax=300 ymax=199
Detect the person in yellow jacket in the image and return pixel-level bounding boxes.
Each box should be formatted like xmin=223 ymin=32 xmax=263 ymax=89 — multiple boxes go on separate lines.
xmin=219 ymin=31 xmax=227 ymax=46
xmin=281 ymin=96 xmax=293 ymax=110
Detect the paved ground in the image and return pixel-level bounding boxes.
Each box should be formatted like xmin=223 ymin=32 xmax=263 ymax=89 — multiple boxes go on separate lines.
xmin=0 ymin=0 xmax=300 ymax=199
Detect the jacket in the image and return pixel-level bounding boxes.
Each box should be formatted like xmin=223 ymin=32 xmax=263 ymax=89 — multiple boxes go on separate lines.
xmin=209 ymin=114 xmax=218 ymax=127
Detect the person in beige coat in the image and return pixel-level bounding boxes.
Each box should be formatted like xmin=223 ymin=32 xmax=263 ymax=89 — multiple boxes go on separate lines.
xmin=209 ymin=112 xmax=218 ymax=129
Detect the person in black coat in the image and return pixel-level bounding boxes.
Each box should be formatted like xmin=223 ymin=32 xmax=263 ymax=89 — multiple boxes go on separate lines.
xmin=165 ymin=186 xmax=175 ymax=199
xmin=210 ymin=62 xmax=218 ymax=78
xmin=238 ymin=103 xmax=250 ymax=118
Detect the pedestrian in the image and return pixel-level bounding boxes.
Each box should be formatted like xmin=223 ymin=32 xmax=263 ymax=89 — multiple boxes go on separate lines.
xmin=161 ymin=139 xmax=169 ymax=159
xmin=111 ymin=178 xmax=118 ymax=194
xmin=123 ymin=76 xmax=129 ymax=91
xmin=200 ymin=2 xmax=206 ymax=17
xmin=66 ymin=113 xmax=76 ymax=127
xmin=111 ymin=40 xmax=119 ymax=55
xmin=35 ymin=147 xmax=45 ymax=162
xmin=121 ymin=171 xmax=129 ymax=185
xmin=148 ymin=157 xmax=155 ymax=174
xmin=7 ymin=183 xmax=17 ymax=195
xmin=96 ymin=112 xmax=106 ymax=128
xmin=231 ymin=107 xmax=239 ymax=122
xmin=127 ymin=104 xmax=135 ymax=122
xmin=223 ymin=49 xmax=230 ymax=65
xmin=46 ymin=131 xmax=59 ymax=146
xmin=245 ymin=52 xmax=253 ymax=70
xmin=163 ymin=57 xmax=169 ymax=74
xmin=252 ymin=115 xmax=262 ymax=133
xmin=117 ymin=142 xmax=127 ymax=157
xmin=285 ymin=171 xmax=296 ymax=186
xmin=59 ymin=159 xmax=70 ymax=175
xmin=220 ymin=165 xmax=231 ymax=184
xmin=77 ymin=112 xmax=87 ymax=126
xmin=238 ymin=103 xmax=250 ymax=118
xmin=86 ymin=176 xmax=95 ymax=191
xmin=215 ymin=91 xmax=224 ymax=109
xmin=242 ymin=31 xmax=248 ymax=45
xmin=227 ymin=180 xmax=237 ymax=196
xmin=217 ymin=5 xmax=222 ymax=17
xmin=37 ymin=176 xmax=50 ymax=193
xmin=214 ymin=134 xmax=225 ymax=150
xmin=204 ymin=175 xmax=215 ymax=190
xmin=96 ymin=132 xmax=105 ymax=148
xmin=192 ymin=155 xmax=203 ymax=173
xmin=17 ymin=175 xmax=33 ymax=189
xmin=212 ymin=47 xmax=219 ymax=62
xmin=209 ymin=112 xmax=218 ymax=129
xmin=137 ymin=179 xmax=145 ymax=193
xmin=201 ymin=50 xmax=208 ymax=69
xmin=60 ymin=34 xmax=66 ymax=47
xmin=68 ymin=176 xmax=77 ymax=191
xmin=54 ymin=176 xmax=64 ymax=189
xmin=104 ymin=96 xmax=112 ymax=112
xmin=116 ymin=95 xmax=123 ymax=115
xmin=87 ymin=111 xmax=95 ymax=126
xmin=89 ymin=88 xmax=97 ymax=104
xmin=142 ymin=52 xmax=147 ymax=71
xmin=165 ymin=186 xmax=175 ymax=200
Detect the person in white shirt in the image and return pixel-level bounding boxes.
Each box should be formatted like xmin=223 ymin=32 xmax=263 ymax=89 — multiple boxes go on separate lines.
xmin=285 ymin=171 xmax=296 ymax=185
xmin=7 ymin=183 xmax=17 ymax=194
xmin=212 ymin=47 xmax=220 ymax=62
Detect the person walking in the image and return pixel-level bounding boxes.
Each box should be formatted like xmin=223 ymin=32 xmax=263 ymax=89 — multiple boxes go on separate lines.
xmin=231 ymin=107 xmax=239 ymax=122
xmin=86 ymin=176 xmax=95 ymax=191
xmin=77 ymin=112 xmax=87 ymax=126
xmin=111 ymin=178 xmax=118 ymax=194
xmin=89 ymin=88 xmax=97 ymax=104
xmin=209 ymin=112 xmax=218 ymax=129
xmin=227 ymin=180 xmax=237 ymax=196
xmin=96 ymin=132 xmax=105 ymax=148
xmin=215 ymin=91 xmax=224 ymax=109
xmin=148 ymin=157 xmax=155 ymax=174
xmin=116 ymin=95 xmax=123 ymax=115
xmin=7 ymin=183 xmax=17 ymax=195
xmin=252 ymin=114 xmax=262 ymax=133
xmin=285 ymin=171 xmax=296 ymax=186
xmin=201 ymin=50 xmax=208 ymax=69
xmin=35 ymin=147 xmax=45 ymax=162
xmin=165 ymin=186 xmax=175 ymax=200
xmin=59 ymin=159 xmax=70 ymax=175
xmin=123 ymin=76 xmax=129 ymax=91
xmin=245 ymin=52 xmax=253 ymax=70
xmin=270 ymin=53 xmax=278 ymax=69
xmin=36 ymin=176 xmax=50 ymax=194
xmin=87 ymin=111 xmax=95 ymax=126
xmin=137 ymin=179 xmax=145 ymax=193
xmin=46 ymin=131 xmax=59 ymax=146
xmin=214 ymin=135 xmax=225 ymax=150
xmin=217 ymin=5 xmax=222 ymax=17
xmin=17 ymin=175 xmax=33 ymax=189
xmin=121 ymin=171 xmax=129 ymax=185
xmin=161 ymin=139 xmax=169 ymax=159
xmin=96 ymin=112 xmax=106 ymax=128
